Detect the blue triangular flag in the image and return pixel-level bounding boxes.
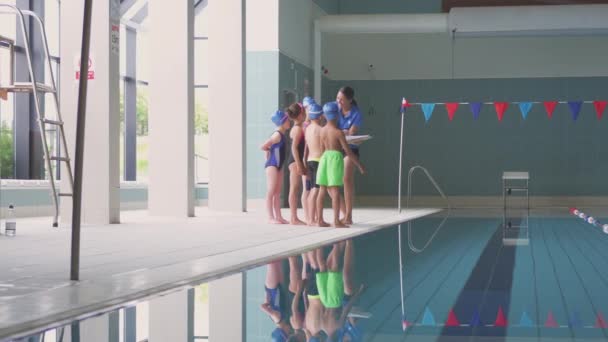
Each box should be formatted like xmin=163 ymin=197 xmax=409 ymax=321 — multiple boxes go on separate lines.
xmin=519 ymin=102 xmax=533 ymax=120
xmin=470 ymin=102 xmax=482 ymax=120
xmin=422 ymin=307 xmax=436 ymax=326
xmin=421 ymin=103 xmax=435 ymax=123
xmin=470 ymin=309 xmax=482 ymax=327
xmin=568 ymin=101 xmax=583 ymax=121
xmin=569 ymin=311 xmax=583 ymax=328
xmin=519 ymin=311 xmax=534 ymax=327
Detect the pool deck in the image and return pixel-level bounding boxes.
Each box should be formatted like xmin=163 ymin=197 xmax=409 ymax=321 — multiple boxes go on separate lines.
xmin=0 ymin=206 xmax=440 ymax=340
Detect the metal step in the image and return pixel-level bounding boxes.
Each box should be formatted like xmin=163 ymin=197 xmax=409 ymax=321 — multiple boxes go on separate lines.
xmin=2 ymin=82 xmax=56 ymax=93
xmin=42 ymin=118 xmax=63 ymax=125
xmin=50 ymin=156 xmax=70 ymax=162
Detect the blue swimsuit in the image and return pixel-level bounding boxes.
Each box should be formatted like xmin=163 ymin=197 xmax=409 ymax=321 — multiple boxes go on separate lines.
xmin=265 ymin=131 xmax=286 ymax=169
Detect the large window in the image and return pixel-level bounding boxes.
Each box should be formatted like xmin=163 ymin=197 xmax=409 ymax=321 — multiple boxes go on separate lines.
xmin=194 ymin=0 xmax=209 ymax=184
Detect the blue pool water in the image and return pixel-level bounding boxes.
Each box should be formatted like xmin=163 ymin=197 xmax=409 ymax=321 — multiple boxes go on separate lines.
xmin=246 ymin=213 xmax=608 ymax=341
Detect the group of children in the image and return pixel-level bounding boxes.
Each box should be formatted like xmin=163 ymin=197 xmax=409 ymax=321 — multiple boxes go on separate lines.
xmin=262 ymin=95 xmax=365 ymax=228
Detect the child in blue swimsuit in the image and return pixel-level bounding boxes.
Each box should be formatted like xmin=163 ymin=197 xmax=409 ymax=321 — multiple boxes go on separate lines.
xmin=261 ymin=110 xmax=291 ymax=224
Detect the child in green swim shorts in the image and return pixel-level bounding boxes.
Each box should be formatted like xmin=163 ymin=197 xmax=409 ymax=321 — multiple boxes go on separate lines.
xmin=316 ymin=102 xmax=365 ymax=228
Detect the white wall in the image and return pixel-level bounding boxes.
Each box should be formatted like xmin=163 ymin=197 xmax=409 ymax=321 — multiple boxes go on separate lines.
xmin=322 ymin=33 xmax=608 ymax=80
xmin=279 ymin=0 xmax=327 ymax=67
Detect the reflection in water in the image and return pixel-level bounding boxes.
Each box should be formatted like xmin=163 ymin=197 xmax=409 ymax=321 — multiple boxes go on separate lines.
xmin=260 ymin=239 xmax=366 ymax=342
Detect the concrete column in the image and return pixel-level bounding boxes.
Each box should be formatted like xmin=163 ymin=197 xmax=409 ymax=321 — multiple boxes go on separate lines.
xmin=148 ymin=0 xmax=194 ymax=217
xmin=209 ymin=273 xmax=245 ymax=342
xmin=208 ymin=0 xmax=246 ymax=212
xmin=60 ymin=0 xmax=121 ymax=225
xmin=149 ymin=291 xmax=190 ymax=342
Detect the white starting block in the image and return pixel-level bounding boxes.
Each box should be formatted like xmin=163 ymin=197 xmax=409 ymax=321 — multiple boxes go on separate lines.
xmin=502 ymin=171 xmax=529 ymax=230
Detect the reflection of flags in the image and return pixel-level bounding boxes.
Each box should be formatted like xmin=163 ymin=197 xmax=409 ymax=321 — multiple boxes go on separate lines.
xmin=401 ymin=98 xmax=410 ymax=113
xmin=594 ymin=100 xmax=607 ymax=120
xmin=494 ymin=102 xmax=509 ymax=121
xmin=518 ymin=102 xmax=533 ymax=120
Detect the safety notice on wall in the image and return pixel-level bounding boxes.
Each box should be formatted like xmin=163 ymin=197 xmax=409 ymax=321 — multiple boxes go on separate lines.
xmin=74 ymin=55 xmax=95 ymax=81
xmin=111 ymin=21 xmax=120 ymax=55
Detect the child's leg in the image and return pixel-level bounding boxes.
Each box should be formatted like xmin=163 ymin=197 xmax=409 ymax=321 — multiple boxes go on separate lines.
xmin=273 ymin=169 xmax=288 ymax=224
xmin=315 ymin=248 xmax=327 ymax=272
xmin=317 ymin=186 xmax=329 ymax=227
xmin=265 ymin=167 xmax=279 ymax=223
xmin=328 ymin=186 xmax=347 ymax=228
xmin=301 ymin=175 xmax=309 ymax=222
xmin=307 ymin=188 xmax=318 ymax=225
xmin=288 ymin=163 xmax=305 ymax=225
xmin=343 ymin=239 xmax=354 ymax=296
xmin=265 ymin=260 xmax=283 ymax=291
xmin=343 ymin=156 xmax=356 ymax=224
xmin=288 ymin=256 xmax=302 ymax=293
xmin=326 ymin=243 xmax=345 ymax=272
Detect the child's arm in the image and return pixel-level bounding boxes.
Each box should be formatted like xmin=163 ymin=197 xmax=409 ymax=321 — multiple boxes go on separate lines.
xmin=261 ymin=132 xmax=281 ymax=151
xmin=338 ymin=132 xmax=365 ymax=175
xmin=338 ymin=284 xmax=366 ymax=326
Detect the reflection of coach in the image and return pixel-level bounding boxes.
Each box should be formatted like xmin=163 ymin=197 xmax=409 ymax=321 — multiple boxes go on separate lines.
xmin=336 ymin=86 xmax=363 ymax=225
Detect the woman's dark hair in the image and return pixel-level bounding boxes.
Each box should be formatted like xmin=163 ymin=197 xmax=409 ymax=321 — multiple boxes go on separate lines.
xmin=339 ymin=86 xmax=358 ymax=107
xmin=285 ymin=102 xmax=303 ymax=120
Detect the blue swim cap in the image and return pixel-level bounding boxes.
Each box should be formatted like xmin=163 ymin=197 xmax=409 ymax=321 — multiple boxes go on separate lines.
xmin=308 ymin=337 xmax=321 ymax=342
xmin=303 ymin=96 xmax=316 ymax=108
xmin=271 ymin=110 xmax=288 ymax=126
xmin=308 ymin=104 xmax=323 ymax=120
xmin=271 ymin=327 xmax=288 ymax=342
xmin=323 ymin=101 xmax=339 ymax=121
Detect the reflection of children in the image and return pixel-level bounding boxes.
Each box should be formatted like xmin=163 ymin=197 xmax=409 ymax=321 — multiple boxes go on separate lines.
xmin=316 ymin=103 xmax=365 ymax=228
xmin=261 ymin=110 xmax=291 ymax=224
xmin=260 ymin=260 xmax=292 ymax=341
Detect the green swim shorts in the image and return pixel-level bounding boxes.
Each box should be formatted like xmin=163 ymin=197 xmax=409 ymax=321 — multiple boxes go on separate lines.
xmin=316 ymin=271 xmax=344 ymax=308
xmin=316 ymin=150 xmax=344 ymax=187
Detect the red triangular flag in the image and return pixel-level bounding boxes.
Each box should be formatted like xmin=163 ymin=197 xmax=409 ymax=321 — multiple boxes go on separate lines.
xmin=596 ymin=312 xmax=608 ymax=328
xmin=494 ymin=102 xmax=509 ymax=121
xmin=445 ymin=309 xmax=460 ymax=326
xmin=593 ymin=101 xmax=607 ymax=120
xmin=545 ymin=311 xmax=558 ymax=328
xmin=494 ymin=306 xmax=508 ymax=327
xmin=445 ymin=103 xmax=459 ymax=121
xmin=544 ymin=101 xmax=557 ymax=119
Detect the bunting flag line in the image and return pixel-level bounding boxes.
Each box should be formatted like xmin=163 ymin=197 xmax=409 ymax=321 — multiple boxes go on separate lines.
xmin=518 ymin=102 xmax=533 ymax=120
xmin=568 ymin=101 xmax=582 ymax=121
xmin=494 ymin=102 xmax=509 ymax=121
xmin=399 ymin=99 xmax=608 ymax=122
xmin=470 ymin=102 xmax=482 ymax=120
xmin=421 ymin=103 xmax=435 ymax=123
xmin=446 ymin=103 xmax=459 ymax=121
xmin=544 ymin=101 xmax=558 ymax=119
xmin=594 ymin=100 xmax=607 ymax=120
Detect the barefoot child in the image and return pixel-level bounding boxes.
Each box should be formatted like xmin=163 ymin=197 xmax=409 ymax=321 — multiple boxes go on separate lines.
xmin=304 ymin=104 xmax=323 ymax=225
xmin=286 ymin=103 xmax=307 ymax=225
xmin=316 ymin=102 xmax=365 ymax=228
xmin=262 ymin=110 xmax=291 ymax=224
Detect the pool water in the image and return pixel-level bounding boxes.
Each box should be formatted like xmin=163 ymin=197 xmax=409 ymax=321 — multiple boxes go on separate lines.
xmin=246 ymin=213 xmax=608 ymax=341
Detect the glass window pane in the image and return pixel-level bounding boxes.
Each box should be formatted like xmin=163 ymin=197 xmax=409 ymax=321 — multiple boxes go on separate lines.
xmin=0 ymin=0 xmax=17 ymax=41
xmin=136 ymin=26 xmax=149 ymax=82
xmin=136 ymin=84 xmax=149 ymax=182
xmin=194 ymin=0 xmax=209 ymax=37
xmin=195 ymin=88 xmax=208 ymax=183
xmin=45 ymin=0 xmax=60 ymax=57
xmin=194 ymin=40 xmax=208 ymax=86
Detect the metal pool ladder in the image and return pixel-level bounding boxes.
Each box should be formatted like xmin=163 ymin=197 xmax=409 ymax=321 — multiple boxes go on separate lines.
xmin=0 ymin=5 xmax=74 ymax=227
xmin=402 ymin=165 xmax=450 ymax=212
